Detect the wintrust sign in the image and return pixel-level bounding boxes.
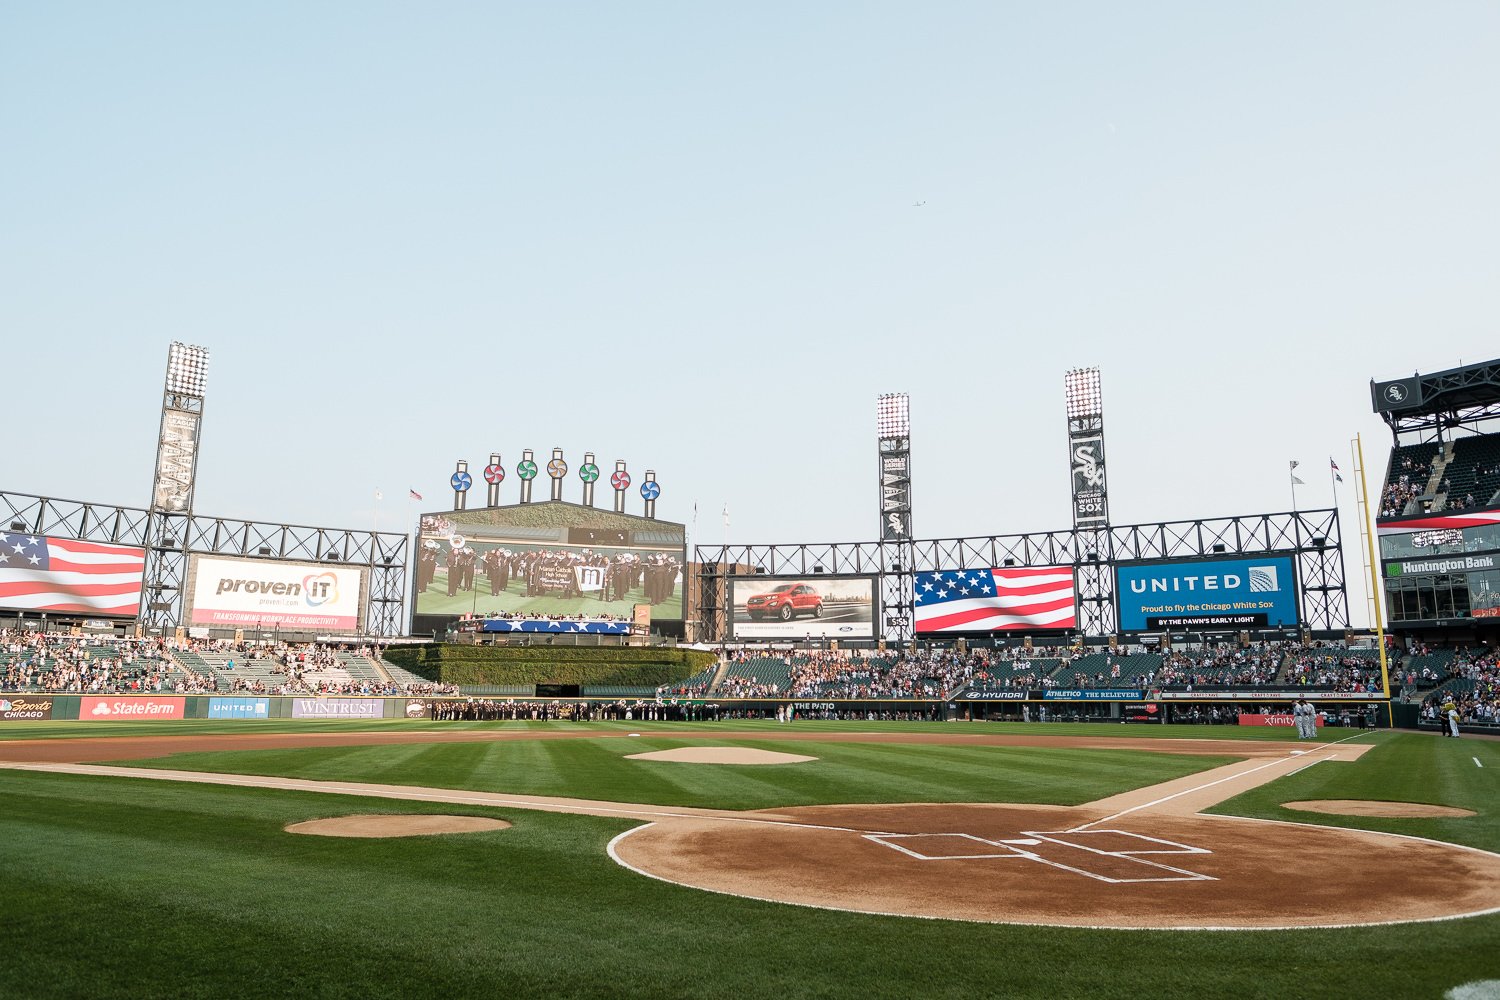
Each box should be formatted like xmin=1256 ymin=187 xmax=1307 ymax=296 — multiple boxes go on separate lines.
xmin=187 ymin=555 xmax=365 ymax=632
xmin=80 ymin=697 xmax=185 ymax=720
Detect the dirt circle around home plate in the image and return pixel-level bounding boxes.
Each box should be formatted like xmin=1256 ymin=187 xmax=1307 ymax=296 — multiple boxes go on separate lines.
xmin=625 ymin=747 xmax=818 ymax=765
xmin=1282 ymin=800 xmax=1477 ymax=819
xmin=285 ymin=814 xmax=511 ymax=838
xmin=609 ymin=802 xmax=1500 ymax=929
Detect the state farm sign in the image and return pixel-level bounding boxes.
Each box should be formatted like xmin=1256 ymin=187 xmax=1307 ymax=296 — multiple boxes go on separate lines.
xmin=79 ymin=697 xmax=185 ymax=720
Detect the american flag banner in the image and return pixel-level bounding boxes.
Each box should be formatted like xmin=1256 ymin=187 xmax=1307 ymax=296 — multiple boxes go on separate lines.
xmin=0 ymin=533 xmax=146 ymax=616
xmin=914 ymin=565 xmax=1077 ymax=633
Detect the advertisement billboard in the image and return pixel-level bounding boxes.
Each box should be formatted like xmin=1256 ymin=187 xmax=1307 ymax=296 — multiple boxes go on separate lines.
xmin=0 ymin=534 xmax=145 ymax=617
xmin=728 ymin=576 xmax=877 ymax=640
xmin=291 ymin=698 xmax=383 ymax=719
xmin=914 ymin=566 xmax=1076 ymax=633
xmin=1116 ymin=556 xmax=1299 ymax=631
xmin=185 ymin=556 xmax=368 ymax=632
xmin=0 ymin=696 xmax=54 ymax=721
xmin=207 ymin=697 xmax=271 ymax=719
xmin=413 ymin=506 xmax=685 ymax=623
xmin=80 ymin=697 xmax=185 ymax=720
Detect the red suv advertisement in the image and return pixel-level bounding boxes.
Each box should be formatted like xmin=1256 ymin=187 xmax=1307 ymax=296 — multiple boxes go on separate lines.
xmin=745 ymin=583 xmax=823 ymax=622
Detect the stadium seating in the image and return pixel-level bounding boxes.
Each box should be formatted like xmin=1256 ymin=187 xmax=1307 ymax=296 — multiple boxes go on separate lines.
xmin=1380 ymin=441 xmax=1442 ymax=517
xmin=1438 ymin=433 xmax=1500 ymax=511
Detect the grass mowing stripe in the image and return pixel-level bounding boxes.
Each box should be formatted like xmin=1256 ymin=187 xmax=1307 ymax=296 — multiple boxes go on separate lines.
xmin=1209 ymin=733 xmax=1500 ymax=853
xmin=110 ymin=740 xmax=1241 ymax=811
xmin=4 ymin=768 xmax=1499 ymax=1000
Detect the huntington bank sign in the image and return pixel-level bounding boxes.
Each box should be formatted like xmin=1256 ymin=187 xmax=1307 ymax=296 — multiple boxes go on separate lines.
xmin=1115 ymin=556 xmax=1299 ymax=631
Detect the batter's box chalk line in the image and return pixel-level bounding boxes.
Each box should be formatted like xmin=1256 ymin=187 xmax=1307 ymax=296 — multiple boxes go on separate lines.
xmin=862 ymin=830 xmax=1218 ymax=884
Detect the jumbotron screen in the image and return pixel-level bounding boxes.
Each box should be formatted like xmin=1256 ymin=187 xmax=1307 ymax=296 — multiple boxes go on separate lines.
xmin=413 ymin=505 xmax=685 ymax=621
xmin=728 ymin=576 xmax=878 ymax=640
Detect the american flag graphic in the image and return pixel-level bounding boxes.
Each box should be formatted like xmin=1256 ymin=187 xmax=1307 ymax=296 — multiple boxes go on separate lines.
xmin=0 ymin=533 xmax=146 ymax=616
xmin=914 ymin=565 xmax=1076 ymax=633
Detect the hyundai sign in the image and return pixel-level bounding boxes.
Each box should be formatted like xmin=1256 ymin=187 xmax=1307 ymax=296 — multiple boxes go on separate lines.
xmin=1116 ymin=556 xmax=1299 ymax=631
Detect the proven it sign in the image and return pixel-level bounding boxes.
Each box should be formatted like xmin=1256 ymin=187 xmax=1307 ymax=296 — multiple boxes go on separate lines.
xmin=187 ymin=555 xmax=365 ymax=632
xmin=80 ymin=697 xmax=185 ymax=720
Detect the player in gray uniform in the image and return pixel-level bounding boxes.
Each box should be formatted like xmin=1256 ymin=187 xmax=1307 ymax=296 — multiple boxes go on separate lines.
xmin=1294 ymin=699 xmax=1313 ymax=739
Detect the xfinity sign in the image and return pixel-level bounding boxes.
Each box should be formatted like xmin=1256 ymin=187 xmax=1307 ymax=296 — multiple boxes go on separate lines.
xmin=1116 ymin=556 xmax=1299 ymax=631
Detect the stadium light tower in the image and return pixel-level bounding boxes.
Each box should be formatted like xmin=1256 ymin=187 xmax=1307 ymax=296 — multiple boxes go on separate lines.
xmin=1064 ymin=367 xmax=1114 ymax=635
xmin=142 ymin=342 xmax=210 ymax=633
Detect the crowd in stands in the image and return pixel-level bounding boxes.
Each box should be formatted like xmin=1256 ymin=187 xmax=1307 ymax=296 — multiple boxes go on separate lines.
xmin=0 ymin=631 xmax=217 ymax=694
xmin=786 ymin=649 xmax=975 ymax=699
xmin=1279 ymin=643 xmax=1385 ymax=693
xmin=1149 ymin=646 xmax=1283 ymax=688
xmin=1420 ymin=649 xmax=1500 ymax=725
xmin=0 ymin=630 xmax=455 ymax=697
xmin=1381 ymin=453 xmax=1433 ymax=518
xmin=427 ymin=698 xmax=721 ymax=722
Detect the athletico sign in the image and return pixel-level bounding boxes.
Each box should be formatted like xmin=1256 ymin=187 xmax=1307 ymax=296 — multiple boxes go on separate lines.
xmin=186 ymin=555 xmax=366 ymax=632
xmin=80 ymin=697 xmax=185 ymax=720
xmin=291 ymin=698 xmax=383 ymax=719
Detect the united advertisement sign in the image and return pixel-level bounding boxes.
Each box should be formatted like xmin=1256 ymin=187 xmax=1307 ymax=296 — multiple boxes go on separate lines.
xmin=1116 ymin=556 xmax=1299 ymax=631
xmin=208 ymin=697 xmax=271 ymax=719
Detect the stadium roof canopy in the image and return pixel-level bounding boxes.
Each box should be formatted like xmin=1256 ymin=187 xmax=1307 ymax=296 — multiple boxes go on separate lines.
xmin=1371 ymin=357 xmax=1500 ymax=440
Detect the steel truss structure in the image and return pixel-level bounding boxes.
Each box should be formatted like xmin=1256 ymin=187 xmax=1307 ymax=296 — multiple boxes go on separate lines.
xmin=0 ymin=490 xmax=410 ymax=636
xmin=1375 ymin=358 xmax=1500 ymax=443
xmin=695 ymin=507 xmax=1348 ymax=644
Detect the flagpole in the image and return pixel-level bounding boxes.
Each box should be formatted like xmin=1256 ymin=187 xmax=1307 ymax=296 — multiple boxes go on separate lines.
xmin=1289 ymin=461 xmax=1300 ymax=511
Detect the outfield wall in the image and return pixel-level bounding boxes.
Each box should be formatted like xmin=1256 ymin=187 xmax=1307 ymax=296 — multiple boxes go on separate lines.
xmin=3 ymin=695 xmax=430 ymax=722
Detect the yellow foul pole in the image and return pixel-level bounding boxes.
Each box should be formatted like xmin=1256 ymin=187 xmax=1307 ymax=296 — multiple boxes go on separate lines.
xmin=1355 ymin=434 xmax=1391 ymax=708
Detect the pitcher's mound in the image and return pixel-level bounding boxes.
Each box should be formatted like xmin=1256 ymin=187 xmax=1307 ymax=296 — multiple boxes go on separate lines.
xmin=626 ymin=747 xmax=817 ymax=765
xmin=1283 ymin=800 xmax=1476 ymax=819
xmin=286 ymin=815 xmax=512 ymax=838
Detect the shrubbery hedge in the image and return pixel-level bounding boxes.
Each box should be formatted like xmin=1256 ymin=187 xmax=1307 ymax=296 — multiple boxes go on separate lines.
xmin=384 ymin=644 xmax=715 ymax=688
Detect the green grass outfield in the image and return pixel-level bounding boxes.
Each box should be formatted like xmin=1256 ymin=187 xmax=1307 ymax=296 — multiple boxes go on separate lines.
xmin=1 ymin=722 xmax=1497 ymax=1000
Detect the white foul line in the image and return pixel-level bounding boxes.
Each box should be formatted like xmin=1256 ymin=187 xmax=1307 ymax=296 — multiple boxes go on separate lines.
xmin=1065 ymin=731 xmax=1373 ymax=833
xmin=1476 ymin=758 xmax=1485 ymax=768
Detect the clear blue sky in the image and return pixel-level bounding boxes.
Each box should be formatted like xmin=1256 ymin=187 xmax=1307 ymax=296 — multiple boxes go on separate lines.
xmin=4 ymin=3 xmax=1498 ymax=624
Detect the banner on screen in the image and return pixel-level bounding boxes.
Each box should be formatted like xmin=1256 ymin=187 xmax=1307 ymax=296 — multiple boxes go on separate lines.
xmin=208 ymin=697 xmax=271 ymax=719
xmin=1116 ymin=556 xmax=1299 ymax=631
xmin=80 ymin=697 xmax=185 ymax=720
xmin=728 ymin=577 xmax=877 ymax=639
xmin=0 ymin=533 xmax=145 ymax=617
xmin=291 ymin=698 xmax=383 ymax=719
xmin=186 ymin=555 xmax=367 ymax=632
xmin=915 ymin=566 xmax=1076 ymax=633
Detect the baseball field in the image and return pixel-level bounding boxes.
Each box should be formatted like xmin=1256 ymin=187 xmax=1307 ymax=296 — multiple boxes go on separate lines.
xmin=1 ymin=719 xmax=1496 ymax=999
